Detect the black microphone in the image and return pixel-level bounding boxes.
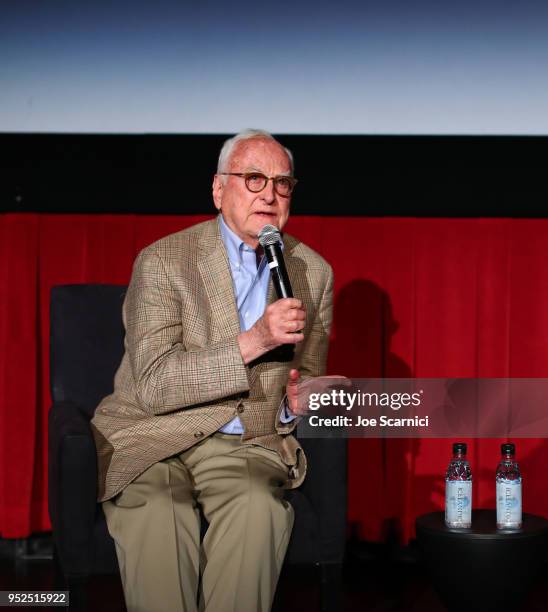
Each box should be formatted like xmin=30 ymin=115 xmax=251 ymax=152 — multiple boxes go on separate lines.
xmin=258 ymin=225 xmax=293 ymax=299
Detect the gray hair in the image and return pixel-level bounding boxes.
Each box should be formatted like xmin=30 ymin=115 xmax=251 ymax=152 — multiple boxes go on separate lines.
xmin=216 ymin=129 xmax=294 ymax=178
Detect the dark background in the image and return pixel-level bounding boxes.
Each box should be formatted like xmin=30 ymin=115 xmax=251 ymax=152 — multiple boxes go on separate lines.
xmin=2 ymin=134 xmax=547 ymax=217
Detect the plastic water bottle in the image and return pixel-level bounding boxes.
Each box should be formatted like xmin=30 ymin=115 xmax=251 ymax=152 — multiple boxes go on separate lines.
xmin=496 ymin=442 xmax=522 ymax=529
xmin=445 ymin=442 xmax=472 ymax=528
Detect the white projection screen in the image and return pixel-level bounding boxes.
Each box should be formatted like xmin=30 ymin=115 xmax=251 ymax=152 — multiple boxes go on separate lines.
xmin=2 ymin=0 xmax=548 ymax=134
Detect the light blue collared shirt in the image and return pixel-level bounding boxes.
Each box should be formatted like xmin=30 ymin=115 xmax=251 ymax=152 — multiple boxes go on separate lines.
xmin=218 ymin=215 xmax=295 ymax=433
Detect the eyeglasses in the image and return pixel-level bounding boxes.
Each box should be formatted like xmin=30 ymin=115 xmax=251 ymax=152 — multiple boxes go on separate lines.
xmin=218 ymin=172 xmax=298 ymax=197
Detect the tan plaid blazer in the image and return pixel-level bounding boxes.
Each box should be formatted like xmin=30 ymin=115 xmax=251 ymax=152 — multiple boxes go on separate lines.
xmin=91 ymin=217 xmax=333 ymax=502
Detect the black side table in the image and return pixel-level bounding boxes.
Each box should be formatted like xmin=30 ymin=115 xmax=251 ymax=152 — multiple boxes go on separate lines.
xmin=416 ymin=510 xmax=548 ymax=612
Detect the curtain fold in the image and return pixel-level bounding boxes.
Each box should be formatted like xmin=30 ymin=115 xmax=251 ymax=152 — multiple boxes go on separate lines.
xmin=1 ymin=213 xmax=547 ymax=541
xmin=0 ymin=214 xmax=39 ymax=536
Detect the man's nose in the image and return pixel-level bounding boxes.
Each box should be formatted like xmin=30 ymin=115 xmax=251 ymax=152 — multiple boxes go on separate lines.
xmin=261 ymin=178 xmax=276 ymax=203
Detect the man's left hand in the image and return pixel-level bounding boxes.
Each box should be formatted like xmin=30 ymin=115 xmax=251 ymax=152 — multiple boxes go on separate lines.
xmin=286 ymin=368 xmax=304 ymax=415
xmin=286 ymin=370 xmax=350 ymax=417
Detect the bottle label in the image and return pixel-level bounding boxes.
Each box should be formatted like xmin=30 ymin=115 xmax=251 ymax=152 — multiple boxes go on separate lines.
xmin=445 ymin=481 xmax=472 ymax=526
xmin=496 ymin=479 xmax=522 ymax=527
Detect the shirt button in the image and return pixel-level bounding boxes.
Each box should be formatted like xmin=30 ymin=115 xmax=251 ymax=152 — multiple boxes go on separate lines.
xmin=194 ymin=431 xmax=204 ymax=438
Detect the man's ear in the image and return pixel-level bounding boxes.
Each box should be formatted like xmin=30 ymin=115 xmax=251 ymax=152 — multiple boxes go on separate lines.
xmin=212 ymin=175 xmax=223 ymax=211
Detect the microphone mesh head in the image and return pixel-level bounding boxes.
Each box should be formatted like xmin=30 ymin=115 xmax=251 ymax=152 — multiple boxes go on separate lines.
xmin=258 ymin=224 xmax=282 ymax=247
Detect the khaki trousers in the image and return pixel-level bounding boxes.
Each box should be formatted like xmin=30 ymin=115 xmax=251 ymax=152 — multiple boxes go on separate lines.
xmin=103 ymin=433 xmax=294 ymax=612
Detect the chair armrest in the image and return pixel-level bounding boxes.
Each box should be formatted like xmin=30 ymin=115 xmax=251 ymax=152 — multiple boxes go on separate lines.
xmin=49 ymin=400 xmax=96 ymax=440
xmin=297 ymin=437 xmax=347 ymax=564
xmin=48 ymin=401 xmax=99 ymax=577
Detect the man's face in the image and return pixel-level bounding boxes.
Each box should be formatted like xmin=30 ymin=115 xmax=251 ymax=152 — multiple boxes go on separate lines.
xmin=212 ymin=138 xmax=292 ymax=249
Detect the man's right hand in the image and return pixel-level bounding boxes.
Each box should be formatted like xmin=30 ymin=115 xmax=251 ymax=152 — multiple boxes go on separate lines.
xmin=238 ymin=298 xmax=306 ymax=364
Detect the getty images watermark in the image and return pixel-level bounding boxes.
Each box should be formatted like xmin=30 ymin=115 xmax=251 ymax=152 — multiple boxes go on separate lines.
xmin=295 ymin=378 xmax=548 ymax=438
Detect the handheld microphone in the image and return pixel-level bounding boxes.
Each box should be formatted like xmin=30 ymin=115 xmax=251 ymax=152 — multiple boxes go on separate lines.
xmin=258 ymin=225 xmax=293 ymax=299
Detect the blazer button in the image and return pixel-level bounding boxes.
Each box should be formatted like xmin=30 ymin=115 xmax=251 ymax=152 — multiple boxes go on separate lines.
xmin=237 ymin=404 xmax=244 ymax=414
xmin=194 ymin=431 xmax=204 ymax=438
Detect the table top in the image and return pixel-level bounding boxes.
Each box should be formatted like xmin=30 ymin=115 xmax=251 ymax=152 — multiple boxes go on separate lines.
xmin=416 ymin=509 xmax=548 ymax=540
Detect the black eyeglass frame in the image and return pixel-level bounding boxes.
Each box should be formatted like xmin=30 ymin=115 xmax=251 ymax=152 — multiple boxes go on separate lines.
xmin=218 ymin=172 xmax=298 ymax=197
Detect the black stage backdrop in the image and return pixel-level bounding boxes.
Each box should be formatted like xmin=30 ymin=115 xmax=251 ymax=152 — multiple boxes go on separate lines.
xmin=1 ymin=133 xmax=547 ymax=217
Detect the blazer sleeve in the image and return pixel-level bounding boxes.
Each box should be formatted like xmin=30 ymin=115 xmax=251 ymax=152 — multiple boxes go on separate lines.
xmin=124 ymin=247 xmax=250 ymax=415
xmin=275 ymin=263 xmax=334 ymax=434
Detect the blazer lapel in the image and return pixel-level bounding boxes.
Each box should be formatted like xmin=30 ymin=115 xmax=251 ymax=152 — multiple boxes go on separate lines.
xmin=195 ymin=221 xmax=302 ymax=347
xmin=197 ymin=220 xmax=241 ymax=342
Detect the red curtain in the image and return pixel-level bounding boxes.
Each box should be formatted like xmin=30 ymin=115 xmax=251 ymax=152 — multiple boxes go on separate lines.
xmin=1 ymin=213 xmax=548 ymax=542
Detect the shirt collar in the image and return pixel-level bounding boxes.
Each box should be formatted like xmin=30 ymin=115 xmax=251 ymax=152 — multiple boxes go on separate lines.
xmin=219 ymin=214 xmax=252 ymax=266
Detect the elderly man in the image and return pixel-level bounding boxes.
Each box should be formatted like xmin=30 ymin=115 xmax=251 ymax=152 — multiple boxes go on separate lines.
xmin=91 ymin=129 xmax=333 ymax=612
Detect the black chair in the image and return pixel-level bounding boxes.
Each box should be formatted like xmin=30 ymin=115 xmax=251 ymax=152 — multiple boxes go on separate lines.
xmin=48 ymin=284 xmax=347 ymax=611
